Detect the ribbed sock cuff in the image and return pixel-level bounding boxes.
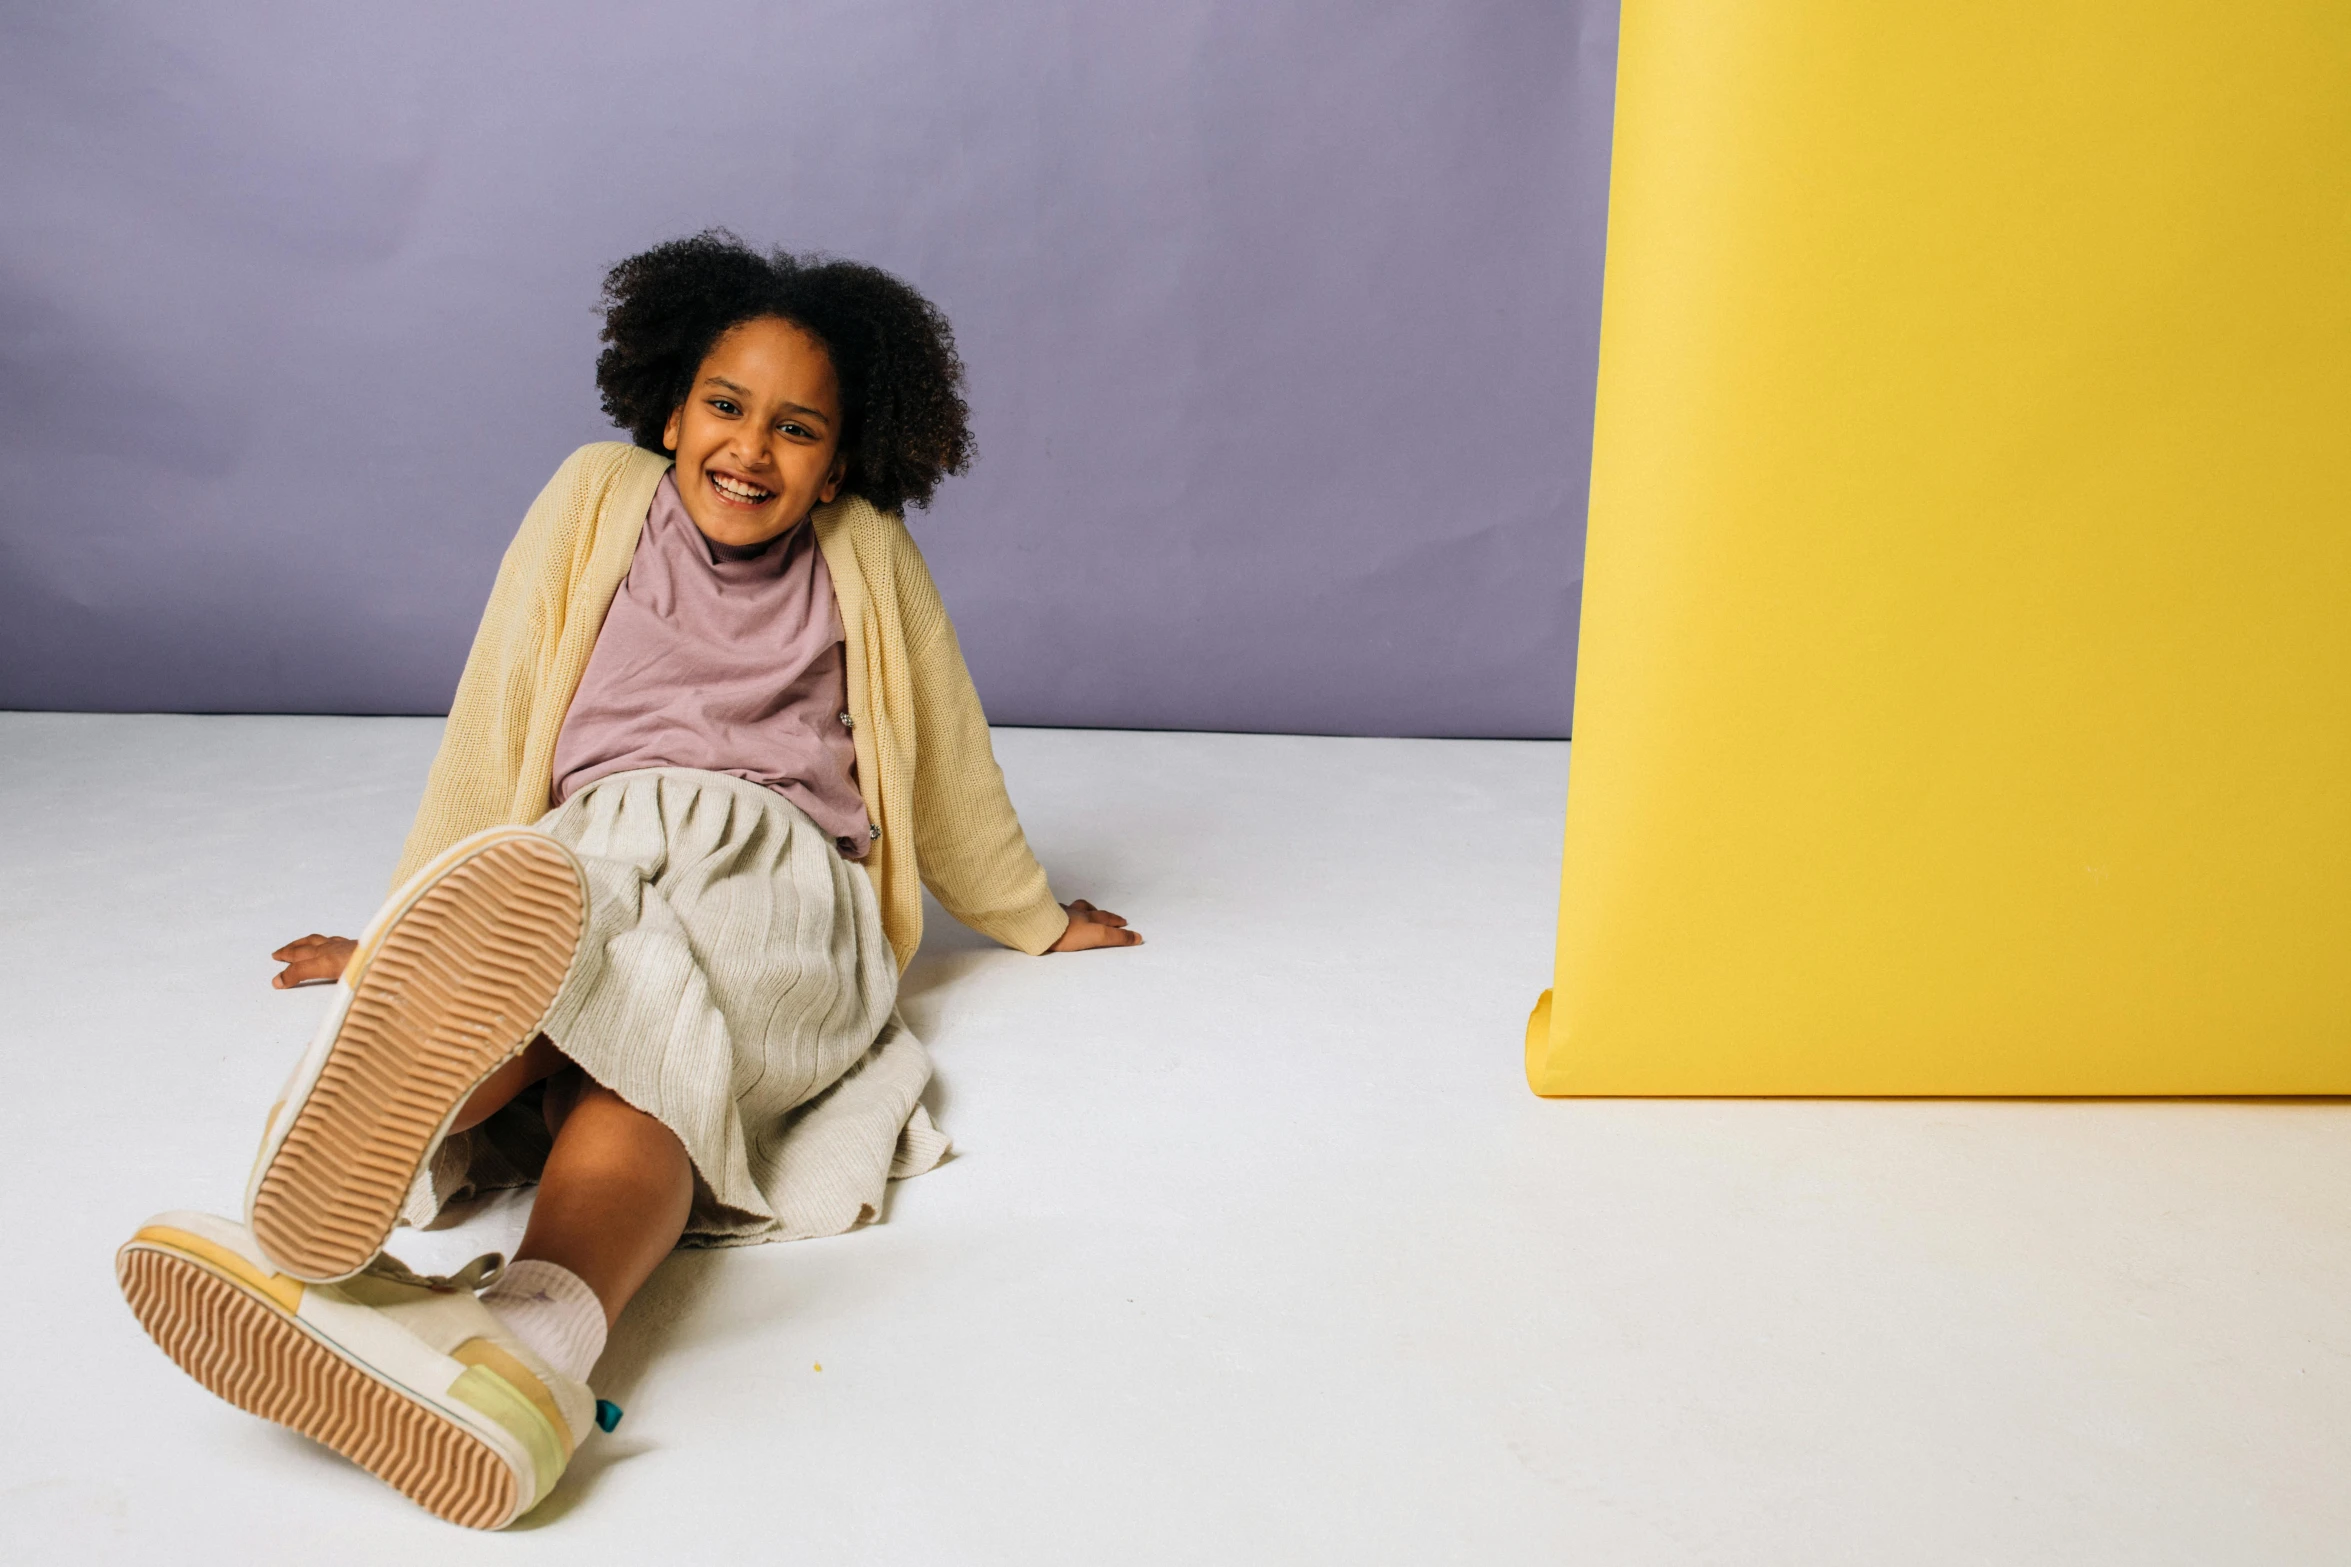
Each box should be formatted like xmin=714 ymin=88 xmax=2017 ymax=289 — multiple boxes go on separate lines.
xmin=481 ymin=1259 xmax=608 ymax=1383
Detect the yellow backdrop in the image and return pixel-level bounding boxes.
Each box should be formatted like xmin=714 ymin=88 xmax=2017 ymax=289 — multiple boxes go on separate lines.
xmin=1530 ymin=2 xmax=2351 ymax=1095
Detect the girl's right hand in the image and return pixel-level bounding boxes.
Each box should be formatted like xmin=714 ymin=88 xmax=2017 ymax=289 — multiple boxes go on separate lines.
xmin=271 ymin=934 xmax=356 ymax=989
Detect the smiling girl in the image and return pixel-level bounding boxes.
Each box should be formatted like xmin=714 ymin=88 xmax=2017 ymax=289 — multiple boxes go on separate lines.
xmin=115 ymin=232 xmax=1138 ymax=1528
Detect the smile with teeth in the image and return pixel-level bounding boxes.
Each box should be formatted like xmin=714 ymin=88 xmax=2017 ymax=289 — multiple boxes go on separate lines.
xmin=709 ymin=472 xmax=775 ymax=505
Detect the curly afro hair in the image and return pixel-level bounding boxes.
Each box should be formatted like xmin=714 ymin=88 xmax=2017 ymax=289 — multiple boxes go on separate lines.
xmin=595 ymin=230 xmax=973 ymax=514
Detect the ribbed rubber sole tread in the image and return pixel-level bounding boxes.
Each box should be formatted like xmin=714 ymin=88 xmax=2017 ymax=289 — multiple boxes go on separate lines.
xmin=118 ymin=1246 xmax=517 ymax=1529
xmin=252 ymin=833 xmax=583 ymax=1281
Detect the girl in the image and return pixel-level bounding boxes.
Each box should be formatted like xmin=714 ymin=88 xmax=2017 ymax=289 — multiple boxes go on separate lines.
xmin=114 ymin=232 xmax=1139 ymax=1529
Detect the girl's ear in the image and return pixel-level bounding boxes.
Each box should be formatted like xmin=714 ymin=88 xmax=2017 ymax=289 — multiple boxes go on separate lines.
xmin=818 ymin=454 xmax=847 ymax=504
xmin=660 ymin=407 xmax=682 ymax=453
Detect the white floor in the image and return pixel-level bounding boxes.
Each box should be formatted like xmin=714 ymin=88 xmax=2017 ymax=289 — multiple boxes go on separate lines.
xmin=3 ymin=714 xmax=2348 ymax=1564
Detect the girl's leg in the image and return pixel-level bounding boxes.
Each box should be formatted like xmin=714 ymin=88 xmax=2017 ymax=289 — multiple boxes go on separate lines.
xmin=513 ymin=1078 xmax=693 ymax=1328
xmin=455 ymin=1041 xmax=691 ymax=1327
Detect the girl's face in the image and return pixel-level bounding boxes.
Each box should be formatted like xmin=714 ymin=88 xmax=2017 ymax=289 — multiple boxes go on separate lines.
xmin=661 ymin=315 xmax=847 ymax=549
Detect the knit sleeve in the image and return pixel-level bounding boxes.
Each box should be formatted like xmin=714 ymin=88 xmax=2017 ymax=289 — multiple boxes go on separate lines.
xmin=386 ymin=449 xmax=594 ymax=889
xmin=891 ymin=530 xmax=1069 ymax=955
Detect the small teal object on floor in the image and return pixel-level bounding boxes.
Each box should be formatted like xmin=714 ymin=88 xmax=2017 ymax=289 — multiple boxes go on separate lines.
xmin=595 ymin=1399 xmax=623 ymax=1433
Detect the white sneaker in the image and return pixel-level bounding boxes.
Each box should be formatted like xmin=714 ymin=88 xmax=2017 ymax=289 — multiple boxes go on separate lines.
xmin=247 ymin=825 xmax=586 ymax=1283
xmin=117 ymin=1210 xmax=612 ymax=1529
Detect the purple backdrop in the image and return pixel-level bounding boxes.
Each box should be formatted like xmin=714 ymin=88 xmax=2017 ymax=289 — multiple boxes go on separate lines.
xmin=0 ymin=1 xmax=1612 ymax=737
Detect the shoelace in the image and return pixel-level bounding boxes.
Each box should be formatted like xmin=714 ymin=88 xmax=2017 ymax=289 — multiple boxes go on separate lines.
xmin=359 ymin=1250 xmax=506 ymax=1293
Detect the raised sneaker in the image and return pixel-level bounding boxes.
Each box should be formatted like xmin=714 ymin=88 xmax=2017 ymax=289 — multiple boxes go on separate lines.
xmin=247 ymin=825 xmax=587 ymax=1283
xmin=117 ymin=1210 xmax=616 ymax=1529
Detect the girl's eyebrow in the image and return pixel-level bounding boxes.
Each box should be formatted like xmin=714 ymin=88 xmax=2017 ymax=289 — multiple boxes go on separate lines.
xmin=702 ymin=375 xmax=831 ymax=427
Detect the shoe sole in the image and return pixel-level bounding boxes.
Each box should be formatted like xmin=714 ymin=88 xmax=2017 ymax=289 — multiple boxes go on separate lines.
xmin=250 ymin=828 xmax=585 ymax=1282
xmin=117 ymin=1241 xmax=518 ymax=1529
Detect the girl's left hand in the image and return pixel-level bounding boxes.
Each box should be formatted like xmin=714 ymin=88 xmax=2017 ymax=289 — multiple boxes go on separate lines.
xmin=1050 ymin=899 xmax=1142 ymax=952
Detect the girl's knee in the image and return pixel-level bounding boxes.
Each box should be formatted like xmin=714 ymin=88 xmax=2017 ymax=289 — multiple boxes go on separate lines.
xmin=561 ymin=1081 xmax=687 ymax=1160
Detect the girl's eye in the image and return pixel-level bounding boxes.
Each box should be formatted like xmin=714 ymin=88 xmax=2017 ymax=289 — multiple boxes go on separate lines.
xmin=778 ymin=422 xmax=808 ymax=438
xmin=710 ymin=398 xmax=739 ymax=415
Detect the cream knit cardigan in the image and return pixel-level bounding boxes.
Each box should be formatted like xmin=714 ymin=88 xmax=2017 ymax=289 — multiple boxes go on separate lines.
xmin=389 ymin=442 xmax=1068 ymax=969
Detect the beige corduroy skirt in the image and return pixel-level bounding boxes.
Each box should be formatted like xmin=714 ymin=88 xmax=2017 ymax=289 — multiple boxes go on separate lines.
xmin=404 ymin=767 xmax=949 ymax=1246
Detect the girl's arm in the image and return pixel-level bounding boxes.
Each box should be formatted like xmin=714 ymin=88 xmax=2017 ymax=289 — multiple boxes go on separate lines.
xmin=893 ymin=541 xmax=1139 ymax=954
xmin=384 ymin=445 xmax=642 ymax=890
xmin=269 ymin=444 xmax=643 ymax=988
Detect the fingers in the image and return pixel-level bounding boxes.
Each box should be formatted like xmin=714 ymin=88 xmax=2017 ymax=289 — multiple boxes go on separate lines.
xmin=269 ymin=935 xmax=357 ymax=988
xmin=1066 ymin=919 xmax=1143 ymax=950
xmin=1052 ymin=901 xmax=1142 ymax=951
xmin=272 ymin=959 xmax=337 ymax=989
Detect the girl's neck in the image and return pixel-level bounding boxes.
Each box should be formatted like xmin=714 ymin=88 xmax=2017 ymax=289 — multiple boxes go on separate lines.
xmin=697 ymin=517 xmax=803 ymax=564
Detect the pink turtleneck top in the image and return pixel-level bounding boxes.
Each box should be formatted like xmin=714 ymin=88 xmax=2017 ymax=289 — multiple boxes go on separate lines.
xmin=550 ymin=473 xmax=874 ymax=857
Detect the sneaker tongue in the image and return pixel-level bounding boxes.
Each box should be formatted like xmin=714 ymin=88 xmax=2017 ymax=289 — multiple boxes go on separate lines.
xmin=362 ymin=1251 xmax=506 ymax=1293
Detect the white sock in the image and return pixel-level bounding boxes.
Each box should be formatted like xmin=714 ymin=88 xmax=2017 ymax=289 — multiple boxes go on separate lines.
xmin=479 ymin=1260 xmax=607 ymax=1383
